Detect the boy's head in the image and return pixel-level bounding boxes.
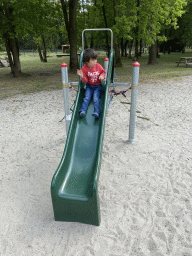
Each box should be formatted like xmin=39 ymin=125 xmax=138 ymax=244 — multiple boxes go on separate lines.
xmin=83 ymin=48 xmax=97 ymax=63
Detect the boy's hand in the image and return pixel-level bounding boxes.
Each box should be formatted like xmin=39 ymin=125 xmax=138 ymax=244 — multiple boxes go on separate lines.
xmin=77 ymin=69 xmax=83 ymax=78
xmin=99 ymin=76 xmax=105 ymax=81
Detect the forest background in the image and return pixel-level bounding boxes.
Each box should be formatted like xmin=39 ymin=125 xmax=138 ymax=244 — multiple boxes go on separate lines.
xmin=1 ymin=0 xmax=192 ymax=79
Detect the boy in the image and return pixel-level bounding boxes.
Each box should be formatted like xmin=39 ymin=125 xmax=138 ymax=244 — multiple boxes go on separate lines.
xmin=77 ymin=48 xmax=105 ymax=119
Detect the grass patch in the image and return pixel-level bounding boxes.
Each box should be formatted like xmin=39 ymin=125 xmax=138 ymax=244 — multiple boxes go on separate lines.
xmin=0 ymin=52 xmax=78 ymax=100
xmin=1 ymin=50 xmax=192 ymax=100
xmin=115 ymin=52 xmax=192 ymax=84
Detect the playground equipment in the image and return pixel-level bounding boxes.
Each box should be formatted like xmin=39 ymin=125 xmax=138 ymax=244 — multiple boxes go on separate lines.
xmin=51 ymin=28 xmax=140 ymax=226
xmin=129 ymin=62 xmax=140 ymax=142
xmin=51 ymin=29 xmax=114 ymax=226
xmin=61 ymin=63 xmax=71 ymax=133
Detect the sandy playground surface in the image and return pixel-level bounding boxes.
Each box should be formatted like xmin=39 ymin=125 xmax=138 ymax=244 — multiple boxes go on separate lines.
xmin=0 ymin=76 xmax=192 ymax=256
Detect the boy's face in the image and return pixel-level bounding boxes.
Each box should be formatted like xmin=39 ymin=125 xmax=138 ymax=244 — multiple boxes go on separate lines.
xmin=87 ymin=58 xmax=97 ymax=69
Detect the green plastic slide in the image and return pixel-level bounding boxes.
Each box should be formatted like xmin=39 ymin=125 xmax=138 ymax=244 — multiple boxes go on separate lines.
xmin=51 ymin=50 xmax=114 ymax=226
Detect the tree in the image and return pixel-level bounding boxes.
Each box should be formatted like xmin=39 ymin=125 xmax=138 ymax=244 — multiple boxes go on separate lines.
xmin=135 ymin=0 xmax=188 ymax=64
xmin=19 ymin=0 xmax=62 ymax=62
xmin=77 ymin=0 xmax=114 ymax=49
xmin=112 ymin=0 xmax=136 ymax=64
xmin=134 ymin=0 xmax=140 ymax=60
xmin=0 ymin=1 xmax=21 ymax=77
xmin=178 ymin=0 xmax=192 ymax=47
xmin=101 ymin=0 xmax=110 ymax=56
xmin=109 ymin=0 xmax=138 ymax=61
xmin=113 ymin=0 xmax=121 ymax=66
xmin=0 ymin=0 xmax=62 ymax=76
xmin=105 ymin=0 xmax=187 ymax=63
xmin=60 ymin=0 xmax=78 ymax=73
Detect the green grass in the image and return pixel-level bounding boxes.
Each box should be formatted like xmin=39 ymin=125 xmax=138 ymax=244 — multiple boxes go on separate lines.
xmin=0 ymin=51 xmax=78 ymax=100
xmin=1 ymin=50 xmax=192 ymax=100
xmin=115 ymin=51 xmax=192 ymax=84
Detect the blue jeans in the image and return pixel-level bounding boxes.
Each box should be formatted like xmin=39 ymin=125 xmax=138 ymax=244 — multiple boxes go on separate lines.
xmin=79 ymin=84 xmax=102 ymax=115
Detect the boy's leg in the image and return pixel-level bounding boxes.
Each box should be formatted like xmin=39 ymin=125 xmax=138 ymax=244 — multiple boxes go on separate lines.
xmin=79 ymin=85 xmax=93 ymax=114
xmin=92 ymin=84 xmax=102 ymax=116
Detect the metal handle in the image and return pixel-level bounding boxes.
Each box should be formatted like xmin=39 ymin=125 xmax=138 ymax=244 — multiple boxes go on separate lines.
xmin=82 ymin=28 xmax=113 ymax=50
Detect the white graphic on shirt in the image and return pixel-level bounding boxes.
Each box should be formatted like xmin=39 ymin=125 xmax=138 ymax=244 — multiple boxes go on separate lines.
xmin=88 ymin=71 xmax=99 ymax=83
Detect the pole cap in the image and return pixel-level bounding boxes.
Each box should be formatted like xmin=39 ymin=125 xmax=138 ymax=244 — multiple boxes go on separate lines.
xmin=133 ymin=62 xmax=140 ymax=67
xmin=61 ymin=63 xmax=68 ymax=67
xmin=104 ymin=58 xmax=109 ymax=61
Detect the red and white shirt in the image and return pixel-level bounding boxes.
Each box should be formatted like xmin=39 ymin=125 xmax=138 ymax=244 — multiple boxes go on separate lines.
xmin=81 ymin=63 xmax=105 ymax=86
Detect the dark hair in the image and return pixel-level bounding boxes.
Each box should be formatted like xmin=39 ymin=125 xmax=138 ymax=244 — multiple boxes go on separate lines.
xmin=83 ymin=48 xmax=97 ymax=63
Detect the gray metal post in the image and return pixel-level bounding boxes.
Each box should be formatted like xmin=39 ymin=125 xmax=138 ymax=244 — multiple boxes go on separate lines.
xmin=104 ymin=57 xmax=109 ymax=77
xmin=128 ymin=62 xmax=140 ymax=142
xmin=103 ymin=57 xmax=109 ymax=86
xmin=61 ymin=63 xmax=71 ymax=133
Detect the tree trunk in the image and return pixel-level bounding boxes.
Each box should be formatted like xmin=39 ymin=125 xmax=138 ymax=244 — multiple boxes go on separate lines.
xmin=60 ymin=0 xmax=70 ymax=41
xmin=148 ymin=44 xmax=156 ymax=64
xmin=11 ymin=40 xmax=21 ymax=77
xmin=124 ymin=40 xmax=128 ymax=57
xmin=134 ymin=38 xmax=139 ymax=60
xmin=5 ymin=37 xmax=14 ymax=73
xmin=156 ymin=40 xmax=160 ymax=58
xmin=90 ymin=32 xmax=94 ymax=48
xmin=139 ymin=39 xmax=142 ymax=56
xmin=1 ymin=4 xmax=21 ymax=77
xmin=114 ymin=42 xmax=122 ymax=66
xmin=37 ymin=44 xmax=44 ymax=62
xmin=134 ymin=0 xmax=140 ymax=60
xmin=60 ymin=0 xmax=78 ymax=72
xmin=128 ymin=39 xmax=133 ymax=59
xmin=4 ymin=35 xmax=21 ymax=77
xmin=101 ymin=0 xmax=110 ymax=56
xmin=68 ymin=0 xmax=78 ymax=72
xmin=121 ymin=38 xmax=124 ymax=57
xmin=41 ymin=36 xmax=47 ymax=62
xmin=113 ymin=0 xmax=122 ymax=66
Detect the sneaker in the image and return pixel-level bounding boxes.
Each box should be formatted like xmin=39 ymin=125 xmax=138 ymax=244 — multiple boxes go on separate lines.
xmin=92 ymin=112 xmax=99 ymax=119
xmin=79 ymin=111 xmax=85 ymax=117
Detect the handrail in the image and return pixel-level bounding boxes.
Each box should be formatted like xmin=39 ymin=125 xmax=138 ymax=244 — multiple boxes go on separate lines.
xmin=82 ymin=28 xmax=113 ymax=50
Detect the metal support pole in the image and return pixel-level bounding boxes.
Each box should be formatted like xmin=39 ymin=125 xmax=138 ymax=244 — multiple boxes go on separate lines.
xmin=128 ymin=62 xmax=140 ymax=143
xmin=61 ymin=63 xmax=71 ymax=133
xmin=104 ymin=57 xmax=109 ymax=77
xmin=103 ymin=57 xmax=109 ymax=87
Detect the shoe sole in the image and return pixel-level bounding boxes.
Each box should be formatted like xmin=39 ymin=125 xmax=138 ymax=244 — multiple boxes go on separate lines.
xmin=92 ymin=113 xmax=99 ymax=119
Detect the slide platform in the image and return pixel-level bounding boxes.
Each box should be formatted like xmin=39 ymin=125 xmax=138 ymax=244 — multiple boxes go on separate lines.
xmin=51 ymin=50 xmax=114 ymax=226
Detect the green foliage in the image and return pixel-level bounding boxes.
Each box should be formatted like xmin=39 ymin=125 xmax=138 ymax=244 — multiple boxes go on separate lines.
xmin=0 ymin=0 xmax=63 ymax=49
xmin=0 ymin=0 xmax=18 ymax=39
xmin=81 ymin=0 xmax=188 ymax=47
xmin=137 ymin=0 xmax=188 ymax=45
xmin=178 ymin=0 xmax=192 ymax=46
xmin=0 ymin=0 xmax=189 ymax=60
xmin=112 ymin=0 xmax=137 ymax=40
xmin=76 ymin=0 xmax=115 ymax=48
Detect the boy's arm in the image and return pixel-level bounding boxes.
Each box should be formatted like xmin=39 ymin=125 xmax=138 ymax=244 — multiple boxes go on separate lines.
xmin=77 ymin=69 xmax=83 ymax=78
xmin=77 ymin=68 xmax=88 ymax=84
xmin=81 ymin=73 xmax=88 ymax=84
xmin=99 ymin=65 xmax=106 ymax=81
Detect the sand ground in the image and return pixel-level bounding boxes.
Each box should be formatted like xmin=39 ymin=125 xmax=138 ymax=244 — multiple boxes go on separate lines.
xmin=0 ymin=76 xmax=192 ymax=256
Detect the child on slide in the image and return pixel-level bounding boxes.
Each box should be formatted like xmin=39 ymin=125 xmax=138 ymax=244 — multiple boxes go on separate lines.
xmin=77 ymin=48 xmax=105 ymax=119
